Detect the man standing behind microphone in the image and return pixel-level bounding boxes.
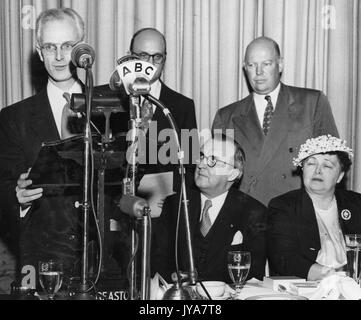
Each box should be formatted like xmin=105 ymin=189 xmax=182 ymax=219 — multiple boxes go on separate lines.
xmin=0 ymin=8 xmax=87 ymax=286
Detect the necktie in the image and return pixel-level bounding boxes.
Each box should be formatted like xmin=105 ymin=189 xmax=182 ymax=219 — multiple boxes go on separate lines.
xmin=140 ymin=99 xmax=154 ymax=131
xmin=262 ymin=95 xmax=274 ymax=136
xmin=61 ymin=92 xmax=74 ymax=139
xmin=200 ymin=200 xmax=213 ymax=237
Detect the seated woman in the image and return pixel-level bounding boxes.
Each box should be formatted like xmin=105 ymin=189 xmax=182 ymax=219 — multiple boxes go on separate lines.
xmin=267 ymin=135 xmax=360 ymax=281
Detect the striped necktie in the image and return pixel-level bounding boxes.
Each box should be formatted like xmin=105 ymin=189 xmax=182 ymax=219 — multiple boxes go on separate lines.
xmin=61 ymin=92 xmax=73 ymax=139
xmin=200 ymin=200 xmax=213 ymax=237
xmin=262 ymin=95 xmax=274 ymax=136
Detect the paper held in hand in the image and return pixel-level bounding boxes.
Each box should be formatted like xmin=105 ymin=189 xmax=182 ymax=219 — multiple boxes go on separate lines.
xmin=137 ymin=172 xmax=174 ymax=217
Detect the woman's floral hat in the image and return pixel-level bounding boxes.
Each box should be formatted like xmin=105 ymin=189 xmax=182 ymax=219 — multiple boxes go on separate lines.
xmin=293 ymin=135 xmax=354 ymax=167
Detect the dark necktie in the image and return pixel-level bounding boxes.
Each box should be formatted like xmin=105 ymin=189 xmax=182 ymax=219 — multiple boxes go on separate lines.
xmin=140 ymin=99 xmax=154 ymax=131
xmin=262 ymin=95 xmax=274 ymax=136
xmin=61 ymin=92 xmax=72 ymax=139
xmin=200 ymin=200 xmax=213 ymax=237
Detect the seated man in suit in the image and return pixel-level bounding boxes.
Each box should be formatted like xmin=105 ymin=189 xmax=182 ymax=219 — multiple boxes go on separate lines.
xmin=151 ymin=133 xmax=267 ymax=283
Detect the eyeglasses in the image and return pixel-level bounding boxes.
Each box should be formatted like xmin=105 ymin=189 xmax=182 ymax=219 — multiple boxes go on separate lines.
xmin=198 ymin=152 xmax=234 ymax=168
xmin=39 ymin=41 xmax=79 ymax=55
xmin=132 ymin=51 xmax=166 ymax=64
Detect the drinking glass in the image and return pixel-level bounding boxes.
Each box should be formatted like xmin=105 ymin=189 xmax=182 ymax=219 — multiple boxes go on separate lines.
xmin=227 ymin=251 xmax=251 ymax=299
xmin=345 ymin=234 xmax=361 ymax=284
xmin=38 ymin=260 xmax=64 ymax=300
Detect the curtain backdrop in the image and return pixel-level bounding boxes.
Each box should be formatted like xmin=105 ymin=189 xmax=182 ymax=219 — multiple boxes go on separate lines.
xmin=0 ymin=0 xmax=360 ymax=192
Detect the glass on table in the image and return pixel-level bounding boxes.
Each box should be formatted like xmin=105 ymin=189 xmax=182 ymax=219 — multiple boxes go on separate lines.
xmin=345 ymin=234 xmax=361 ymax=284
xmin=227 ymin=251 xmax=251 ymax=299
xmin=38 ymin=260 xmax=64 ymax=300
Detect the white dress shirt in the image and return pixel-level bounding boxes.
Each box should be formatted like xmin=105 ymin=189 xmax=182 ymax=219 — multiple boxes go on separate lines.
xmin=141 ymin=79 xmax=161 ymax=114
xmin=47 ymin=80 xmax=83 ymax=137
xmin=200 ymin=191 xmax=229 ymax=225
xmin=253 ymin=83 xmax=281 ymax=127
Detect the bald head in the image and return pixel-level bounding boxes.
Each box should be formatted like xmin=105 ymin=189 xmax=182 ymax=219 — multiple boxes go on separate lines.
xmin=245 ymin=37 xmax=281 ymax=61
xmin=130 ymin=28 xmax=167 ymax=81
xmin=244 ymin=37 xmax=283 ymax=95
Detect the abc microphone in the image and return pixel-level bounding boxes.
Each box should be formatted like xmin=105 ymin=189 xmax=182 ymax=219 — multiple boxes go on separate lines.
xmin=118 ymin=194 xmax=150 ymax=219
xmin=71 ymin=43 xmax=95 ymax=69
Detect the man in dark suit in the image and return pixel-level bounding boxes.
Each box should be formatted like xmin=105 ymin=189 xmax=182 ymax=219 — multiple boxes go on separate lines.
xmin=0 ymin=8 xmax=88 ymax=286
xmin=151 ymin=134 xmax=267 ymax=283
xmin=95 ymin=27 xmax=198 ymax=194
xmin=212 ymin=36 xmax=339 ymax=206
xmin=128 ymin=28 xmax=198 ymax=192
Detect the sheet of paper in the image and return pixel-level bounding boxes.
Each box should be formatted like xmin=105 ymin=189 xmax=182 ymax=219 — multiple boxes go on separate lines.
xmin=137 ymin=171 xmax=174 ymax=218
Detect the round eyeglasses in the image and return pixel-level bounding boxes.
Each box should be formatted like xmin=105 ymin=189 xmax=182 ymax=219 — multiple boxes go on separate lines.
xmin=132 ymin=51 xmax=166 ymax=64
xmin=198 ymin=152 xmax=234 ymax=168
xmin=39 ymin=41 xmax=79 ymax=55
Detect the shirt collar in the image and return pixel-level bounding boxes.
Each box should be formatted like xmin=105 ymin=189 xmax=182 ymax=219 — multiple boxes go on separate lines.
xmin=150 ymin=80 xmax=162 ymax=99
xmin=253 ymin=82 xmax=281 ymax=107
xmin=47 ymin=80 xmax=83 ymax=99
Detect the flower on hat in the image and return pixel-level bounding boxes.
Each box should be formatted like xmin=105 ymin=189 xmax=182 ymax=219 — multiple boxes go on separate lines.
xmin=293 ymin=135 xmax=353 ymax=167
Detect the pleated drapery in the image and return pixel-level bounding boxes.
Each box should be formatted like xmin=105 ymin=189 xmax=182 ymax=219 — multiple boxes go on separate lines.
xmin=0 ymin=0 xmax=360 ymax=191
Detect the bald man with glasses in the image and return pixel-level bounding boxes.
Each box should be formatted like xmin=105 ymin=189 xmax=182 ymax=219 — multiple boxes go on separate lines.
xmin=151 ymin=134 xmax=267 ymax=283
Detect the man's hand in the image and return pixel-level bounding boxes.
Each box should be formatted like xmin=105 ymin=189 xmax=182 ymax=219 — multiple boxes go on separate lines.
xmin=16 ymin=168 xmax=43 ymax=208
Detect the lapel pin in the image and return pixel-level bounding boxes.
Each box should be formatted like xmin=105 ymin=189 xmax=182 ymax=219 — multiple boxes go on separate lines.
xmin=341 ymin=209 xmax=351 ymax=221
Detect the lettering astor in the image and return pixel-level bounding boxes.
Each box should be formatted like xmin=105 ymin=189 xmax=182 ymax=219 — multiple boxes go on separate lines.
xmin=139 ymin=304 xmax=222 ymax=318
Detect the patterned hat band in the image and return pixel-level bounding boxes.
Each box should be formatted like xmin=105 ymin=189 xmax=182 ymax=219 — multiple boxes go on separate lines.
xmin=293 ymin=135 xmax=354 ymax=167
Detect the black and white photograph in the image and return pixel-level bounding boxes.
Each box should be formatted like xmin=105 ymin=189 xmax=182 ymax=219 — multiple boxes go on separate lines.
xmin=0 ymin=0 xmax=360 ymax=309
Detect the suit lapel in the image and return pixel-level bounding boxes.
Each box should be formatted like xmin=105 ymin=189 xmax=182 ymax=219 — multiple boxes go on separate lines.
xmin=29 ymin=90 xmax=60 ymax=142
xmin=336 ymin=190 xmax=358 ymax=234
xmin=204 ymin=190 xmax=238 ymax=260
xmin=299 ymin=190 xmax=321 ymax=248
xmin=232 ymin=95 xmax=264 ymax=157
xmin=256 ymin=84 xmax=297 ymax=173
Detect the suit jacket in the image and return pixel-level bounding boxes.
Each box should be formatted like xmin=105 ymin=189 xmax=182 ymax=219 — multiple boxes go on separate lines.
xmin=0 ymin=82 xmax=197 ymax=278
xmin=0 ymin=89 xmax=84 ymax=276
xmin=94 ymin=81 xmax=198 ymax=192
xmin=267 ymin=188 xmax=361 ymax=279
xmin=151 ymin=187 xmax=267 ymax=283
xmin=212 ymin=83 xmax=339 ymax=206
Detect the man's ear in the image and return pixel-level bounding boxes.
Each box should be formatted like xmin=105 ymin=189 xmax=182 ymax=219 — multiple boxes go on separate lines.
xmin=36 ymin=46 xmax=44 ymax=62
xmin=278 ymin=57 xmax=284 ymax=73
xmin=228 ymin=168 xmax=242 ymax=183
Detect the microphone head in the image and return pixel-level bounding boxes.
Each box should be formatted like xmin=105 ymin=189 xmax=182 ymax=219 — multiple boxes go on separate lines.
xmin=109 ymin=55 xmax=158 ymax=95
xmin=71 ymin=43 xmax=95 ymax=68
xmin=118 ymin=194 xmax=149 ymax=218
xmin=109 ymin=69 xmax=121 ymax=91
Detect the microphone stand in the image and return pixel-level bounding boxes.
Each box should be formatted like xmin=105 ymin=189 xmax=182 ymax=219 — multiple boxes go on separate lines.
xmin=144 ymin=94 xmax=197 ymax=299
xmin=124 ymin=94 xmax=141 ymax=300
xmin=140 ymin=206 xmax=151 ymax=300
xmin=72 ymin=61 xmax=95 ymax=300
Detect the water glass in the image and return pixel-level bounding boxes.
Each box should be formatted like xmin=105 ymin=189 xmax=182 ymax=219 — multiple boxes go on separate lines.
xmin=227 ymin=251 xmax=251 ymax=299
xmin=345 ymin=234 xmax=361 ymax=284
xmin=38 ymin=260 xmax=64 ymax=300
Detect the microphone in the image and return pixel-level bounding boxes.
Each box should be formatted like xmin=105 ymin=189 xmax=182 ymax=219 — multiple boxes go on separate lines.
xmin=118 ymin=194 xmax=150 ymax=219
xmin=71 ymin=43 xmax=95 ymax=68
xmin=109 ymin=55 xmax=157 ymax=95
